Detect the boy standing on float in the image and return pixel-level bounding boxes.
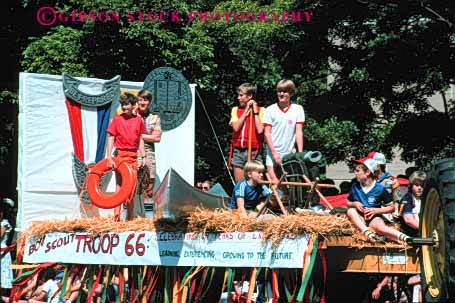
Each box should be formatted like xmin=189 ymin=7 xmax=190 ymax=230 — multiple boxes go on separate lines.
xmin=106 ymin=93 xmax=146 ymax=219
xmin=229 ymin=83 xmax=264 ymax=182
xmin=263 ymin=79 xmax=305 ymax=183
xmin=137 ymin=89 xmax=162 ymax=198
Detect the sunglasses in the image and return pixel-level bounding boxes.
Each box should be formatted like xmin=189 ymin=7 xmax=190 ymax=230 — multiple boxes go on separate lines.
xmin=201 ymin=187 xmax=209 ymax=190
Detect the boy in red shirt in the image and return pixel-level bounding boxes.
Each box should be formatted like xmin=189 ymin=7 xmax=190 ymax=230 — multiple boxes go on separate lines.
xmin=106 ymin=93 xmax=146 ymax=219
xmin=229 ymin=83 xmax=264 ymax=182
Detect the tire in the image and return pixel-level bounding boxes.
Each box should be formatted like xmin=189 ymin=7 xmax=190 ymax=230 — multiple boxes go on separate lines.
xmin=420 ymin=158 xmax=455 ymax=302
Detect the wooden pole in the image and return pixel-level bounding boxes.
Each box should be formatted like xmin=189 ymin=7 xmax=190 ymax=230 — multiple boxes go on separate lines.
xmin=301 ymin=175 xmax=334 ymax=210
xmin=257 ymin=180 xmax=337 ymax=188
xmin=247 ymin=109 xmax=253 ymax=161
xmin=268 ymin=172 xmax=288 ymax=215
xmin=256 ymin=172 xmax=288 ymax=217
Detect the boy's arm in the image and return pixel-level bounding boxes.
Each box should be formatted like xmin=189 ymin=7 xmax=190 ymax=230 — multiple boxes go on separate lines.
xmin=403 ymin=214 xmax=419 ymax=230
xmin=264 ymin=125 xmax=281 ymax=164
xmin=346 ymin=200 xmax=364 ymax=212
xmin=106 ymin=135 xmax=115 ymax=168
xmin=372 ymin=276 xmax=391 ymax=299
xmin=143 ymin=130 xmax=162 ymax=143
xmin=346 ymin=189 xmax=364 ymax=212
xmin=295 ymin=123 xmax=303 ymax=152
xmin=230 ymin=103 xmax=253 ymax=132
xmin=236 ymin=198 xmax=248 ymax=217
xmin=138 ymin=137 xmax=146 ymax=167
xmin=142 ymin=116 xmax=162 ymax=143
xmin=253 ymin=104 xmax=264 ymax=134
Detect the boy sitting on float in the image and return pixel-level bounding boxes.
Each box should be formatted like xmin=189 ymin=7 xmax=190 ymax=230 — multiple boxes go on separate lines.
xmin=346 ymin=157 xmax=411 ymax=243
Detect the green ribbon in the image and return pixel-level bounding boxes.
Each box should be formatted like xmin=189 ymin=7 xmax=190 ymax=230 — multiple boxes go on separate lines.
xmin=296 ymin=237 xmax=319 ymax=302
xmin=137 ymin=267 xmax=142 ymax=298
xmin=12 ymin=266 xmax=42 ymax=284
xmin=181 ymin=267 xmax=195 ymax=303
xmin=226 ymin=268 xmax=235 ymax=298
xmin=59 ymin=265 xmax=71 ymax=301
xmin=101 ymin=266 xmax=112 ymax=303
xmin=164 ymin=267 xmax=170 ymax=303
xmin=284 ymin=280 xmax=292 ymax=302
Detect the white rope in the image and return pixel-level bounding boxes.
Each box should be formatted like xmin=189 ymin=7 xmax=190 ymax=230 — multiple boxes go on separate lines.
xmin=195 ymin=89 xmax=235 ymax=185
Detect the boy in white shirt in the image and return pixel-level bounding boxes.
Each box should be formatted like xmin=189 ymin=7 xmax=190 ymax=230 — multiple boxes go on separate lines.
xmin=401 ymin=171 xmax=426 ymax=230
xmin=263 ymin=79 xmax=305 ymax=182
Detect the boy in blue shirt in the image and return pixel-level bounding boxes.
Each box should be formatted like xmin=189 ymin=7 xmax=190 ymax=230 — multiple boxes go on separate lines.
xmin=368 ymin=151 xmax=403 ymax=220
xmin=229 ymin=160 xmax=271 ymax=218
xmin=346 ymin=157 xmax=411 ymax=243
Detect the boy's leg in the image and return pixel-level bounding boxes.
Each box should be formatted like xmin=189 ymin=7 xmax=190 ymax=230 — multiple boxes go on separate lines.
xmin=369 ymin=217 xmax=410 ymax=242
xmin=114 ymin=171 xmax=122 ymax=219
xmin=146 ymin=178 xmax=155 ymax=198
xmin=346 ymin=208 xmax=384 ymax=240
xmin=231 ymin=148 xmax=247 ymax=182
xmin=346 ymin=208 xmax=368 ymax=232
xmin=146 ymin=150 xmax=156 ymax=198
xmin=265 ymin=150 xmax=279 ymax=183
xmin=233 ymin=166 xmax=244 ymax=182
xmin=266 ymin=165 xmax=278 ymax=183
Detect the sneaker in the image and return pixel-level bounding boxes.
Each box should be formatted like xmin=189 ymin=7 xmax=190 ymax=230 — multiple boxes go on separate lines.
xmin=398 ymin=233 xmax=411 ymax=244
xmin=363 ymin=230 xmax=381 ymax=241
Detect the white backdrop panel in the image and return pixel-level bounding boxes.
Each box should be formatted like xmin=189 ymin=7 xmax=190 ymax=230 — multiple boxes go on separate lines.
xmin=17 ymin=73 xmax=194 ymax=230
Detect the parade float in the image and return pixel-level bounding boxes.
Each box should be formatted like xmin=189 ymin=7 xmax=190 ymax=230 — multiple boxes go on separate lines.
xmin=10 ymin=69 xmax=454 ymax=302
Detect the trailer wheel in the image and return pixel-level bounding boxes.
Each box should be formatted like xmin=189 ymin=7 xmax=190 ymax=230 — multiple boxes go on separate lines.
xmin=420 ymin=158 xmax=455 ymax=302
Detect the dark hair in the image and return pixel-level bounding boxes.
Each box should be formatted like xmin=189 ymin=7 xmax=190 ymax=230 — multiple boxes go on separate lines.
xmin=355 ymin=163 xmax=374 ymax=178
xmin=339 ymin=181 xmax=352 ymax=194
xmin=40 ymin=267 xmax=57 ymax=282
xmin=119 ymin=92 xmax=138 ymax=105
xmin=405 ymin=166 xmax=419 ymax=178
xmin=138 ymin=89 xmax=153 ymax=102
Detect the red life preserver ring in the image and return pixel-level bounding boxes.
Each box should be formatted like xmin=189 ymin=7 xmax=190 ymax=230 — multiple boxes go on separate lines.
xmin=86 ymin=158 xmax=136 ymax=209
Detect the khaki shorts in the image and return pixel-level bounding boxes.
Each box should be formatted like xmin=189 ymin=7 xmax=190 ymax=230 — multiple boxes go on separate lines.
xmin=231 ymin=147 xmax=262 ymax=168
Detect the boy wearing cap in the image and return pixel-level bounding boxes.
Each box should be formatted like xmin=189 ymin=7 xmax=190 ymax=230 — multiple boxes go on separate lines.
xmin=346 ymin=157 xmax=411 ymax=243
xmin=368 ymin=151 xmax=392 ymax=184
xmin=368 ymin=151 xmax=402 ymax=218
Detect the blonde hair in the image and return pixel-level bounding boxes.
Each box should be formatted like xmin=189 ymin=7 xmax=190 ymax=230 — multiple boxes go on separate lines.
xmin=237 ymin=83 xmax=256 ymax=97
xmin=243 ymin=160 xmax=265 ymax=180
xmin=277 ymin=79 xmax=296 ymax=96
xmin=409 ymin=171 xmax=426 ymax=189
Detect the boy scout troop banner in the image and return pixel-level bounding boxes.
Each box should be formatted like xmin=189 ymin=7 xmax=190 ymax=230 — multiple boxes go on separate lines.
xmin=24 ymin=231 xmax=310 ymax=268
xmin=17 ymin=72 xmax=195 ymax=230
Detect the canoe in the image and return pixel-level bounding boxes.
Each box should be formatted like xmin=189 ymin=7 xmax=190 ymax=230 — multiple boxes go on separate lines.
xmin=153 ymin=168 xmax=230 ymax=220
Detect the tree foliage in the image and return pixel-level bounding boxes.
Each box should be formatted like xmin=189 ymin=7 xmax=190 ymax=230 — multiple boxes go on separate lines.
xmin=2 ymin=0 xmax=455 ymax=192
xmin=0 ymin=90 xmax=18 ymax=197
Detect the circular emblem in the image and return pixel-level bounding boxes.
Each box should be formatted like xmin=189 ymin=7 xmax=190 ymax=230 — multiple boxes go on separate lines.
xmin=143 ymin=67 xmax=192 ymax=131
